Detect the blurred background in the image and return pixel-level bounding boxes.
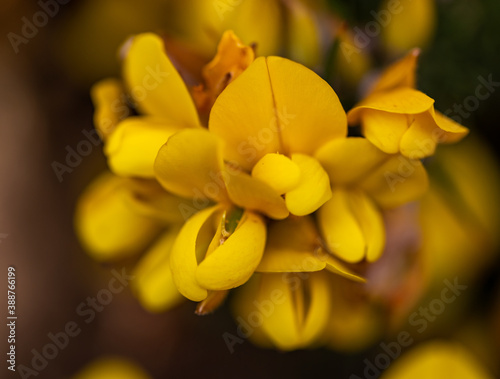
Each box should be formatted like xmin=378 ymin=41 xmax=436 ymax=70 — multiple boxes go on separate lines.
xmin=1 ymin=0 xmax=499 ymax=378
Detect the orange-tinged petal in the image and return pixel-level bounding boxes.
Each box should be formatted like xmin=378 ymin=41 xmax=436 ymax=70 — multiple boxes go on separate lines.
xmin=251 ymin=153 xmax=300 ymax=195
xmin=73 ymin=357 xmax=152 ymax=379
xmin=75 ymin=172 xmax=161 ymax=261
xmin=154 ymin=128 xmax=228 ymax=203
xmin=196 ymin=211 xmax=266 ymax=290
xmin=123 ymin=33 xmax=199 ymax=127
xmin=133 ymin=228 xmax=184 ymax=312
xmin=169 ymin=206 xmax=221 ymax=301
xmin=315 ymin=137 xmax=389 ymax=185
xmin=285 ymin=154 xmax=332 ymax=216
xmin=347 ymin=88 xmax=434 ymax=125
xmin=368 ymin=48 xmax=420 ymax=95
xmin=359 ymin=155 xmax=429 ymax=209
xmin=105 ymin=117 xmax=182 ymax=178
xmin=90 ymin=78 xmax=127 ymax=140
xmin=257 ymin=216 xmax=326 ymax=273
xmin=224 ymin=168 xmax=289 ymax=220
xmin=361 ymin=110 xmax=410 ymax=154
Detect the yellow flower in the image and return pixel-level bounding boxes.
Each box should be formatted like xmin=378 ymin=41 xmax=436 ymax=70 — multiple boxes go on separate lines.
xmin=233 ymin=271 xmax=332 ymax=351
xmin=154 ymin=55 xmax=348 ymax=301
xmin=381 ymin=0 xmax=437 ymax=54
xmin=77 ymin=31 xmax=255 ymax=312
xmin=380 ymin=340 xmax=495 ymax=379
xmin=347 ymin=49 xmax=469 ymax=159
xmin=73 ymin=357 xmax=152 ymax=379
xmin=315 ymin=137 xmax=428 ymax=263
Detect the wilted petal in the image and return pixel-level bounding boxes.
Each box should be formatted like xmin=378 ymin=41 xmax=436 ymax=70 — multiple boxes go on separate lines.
xmin=105 ymin=117 xmax=182 ymax=178
xmin=133 ymin=228 xmax=184 ymax=312
xmin=123 ymin=33 xmax=199 ymax=127
xmin=285 ymin=154 xmax=332 ymax=216
xmin=196 ymin=211 xmax=266 ymax=290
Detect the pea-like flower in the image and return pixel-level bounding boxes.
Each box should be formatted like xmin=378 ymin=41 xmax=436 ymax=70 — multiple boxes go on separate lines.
xmin=347 ymin=50 xmax=468 ymax=159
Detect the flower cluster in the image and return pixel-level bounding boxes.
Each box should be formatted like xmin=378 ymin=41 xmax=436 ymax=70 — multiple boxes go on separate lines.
xmin=76 ymin=30 xmax=468 ymax=350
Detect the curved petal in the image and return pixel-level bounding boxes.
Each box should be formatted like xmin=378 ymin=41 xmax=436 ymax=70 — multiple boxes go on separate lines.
xmin=210 ymin=56 xmax=347 ymax=170
xmin=75 ymin=172 xmax=161 ymax=261
xmin=400 ymin=113 xmax=437 ymax=159
xmin=347 ymin=88 xmax=434 ymax=125
xmin=367 ymin=48 xmax=419 ymax=95
xmin=123 ymin=33 xmax=199 ymax=127
xmin=251 ymin=153 xmax=300 ymax=195
xmin=105 ymin=117 xmax=182 ymax=178
xmin=361 ymin=110 xmax=410 ymax=154
xmin=432 ymin=110 xmax=469 ymax=142
xmin=359 ymin=155 xmax=429 ymax=209
xmin=133 ymin=228 xmax=184 ymax=312
xmin=266 ymin=56 xmax=347 ymax=154
xmin=257 ymin=216 xmax=327 ymax=273
xmin=196 ymin=211 xmax=266 ymax=290
xmin=315 ymin=137 xmax=389 ymax=185
xmin=285 ymin=154 xmax=332 ymax=216
xmin=224 ymin=168 xmax=289 ymax=220
xmin=154 ymin=128 xmax=228 ymax=203
xmin=317 ymin=188 xmax=366 ymax=263
xmin=90 ymin=78 xmax=127 ymax=140
xmin=170 ymin=206 xmax=221 ymax=301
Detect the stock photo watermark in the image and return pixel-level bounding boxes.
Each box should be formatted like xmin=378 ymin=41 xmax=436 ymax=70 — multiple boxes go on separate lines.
xmin=15 ymin=268 xmax=134 ymax=378
xmin=349 ymin=277 xmax=468 ymax=379
xmin=7 ymin=0 xmax=72 ymax=54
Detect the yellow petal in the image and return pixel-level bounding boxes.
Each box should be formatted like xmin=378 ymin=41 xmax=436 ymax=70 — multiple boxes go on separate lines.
xmin=90 ymin=78 xmax=127 ymax=140
xmin=400 ymin=113 xmax=437 ymax=159
xmin=285 ymin=154 xmax=332 ymax=216
xmin=347 ymin=88 xmax=434 ymax=125
xmin=123 ymin=33 xmax=199 ymax=126
xmin=266 ymin=56 xmax=347 ymax=155
xmin=380 ymin=340 xmax=495 ymax=379
xmin=75 ymin=172 xmax=161 ymax=261
xmin=251 ymin=153 xmax=300 ymax=194
xmin=73 ymin=357 xmax=152 ymax=379
xmin=210 ymin=56 xmax=346 ymax=170
xmin=315 ymin=137 xmax=389 ymax=185
xmin=122 ymin=179 xmax=192 ymax=223
xmin=317 ymin=188 xmax=366 ymax=263
xmin=360 ymin=155 xmax=429 ymax=209
xmin=432 ymin=110 xmax=469 ymax=142
xmin=321 ymin=253 xmax=366 ymax=283
xmin=133 ymin=229 xmax=184 ymax=312
xmin=154 ymin=128 xmax=228 ymax=203
xmin=169 ymin=206 xmax=221 ymax=301
xmin=105 ymin=117 xmax=182 ymax=178
xmin=286 ymin=0 xmax=321 ymax=67
xmin=196 ymin=211 xmax=266 ymax=290
xmin=257 ymin=216 xmax=327 ymax=273
xmin=346 ymin=191 xmax=385 ymax=262
xmin=224 ymin=168 xmax=289 ymax=220
xmin=368 ymin=48 xmax=420 ymax=95
xmin=361 ymin=110 xmax=410 ymax=154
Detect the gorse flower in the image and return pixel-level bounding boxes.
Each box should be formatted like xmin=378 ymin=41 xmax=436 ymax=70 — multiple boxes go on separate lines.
xmin=347 ymin=49 xmax=468 ymax=159
xmin=76 ymin=22 xmax=471 ymax=351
